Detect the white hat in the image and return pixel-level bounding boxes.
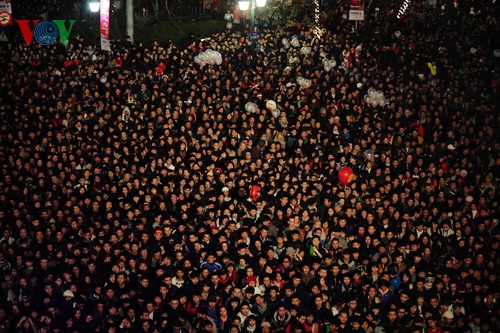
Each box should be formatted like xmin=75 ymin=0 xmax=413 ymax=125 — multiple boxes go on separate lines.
xmin=443 ymin=310 xmax=454 ymax=319
xmin=285 ymin=247 xmax=296 ymax=257
xmin=222 ymin=187 xmax=229 ymax=192
xmin=63 ymin=290 xmax=75 ymax=298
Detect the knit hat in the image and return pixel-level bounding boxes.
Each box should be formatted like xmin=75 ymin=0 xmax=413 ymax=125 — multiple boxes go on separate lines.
xmin=246 ymin=276 xmax=257 ymax=285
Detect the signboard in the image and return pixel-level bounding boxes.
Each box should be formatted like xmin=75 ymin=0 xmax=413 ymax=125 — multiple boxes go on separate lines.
xmin=248 ymin=31 xmax=260 ymax=42
xmin=349 ymin=6 xmax=364 ymax=21
xmin=0 ymin=0 xmax=12 ymax=26
xmin=100 ymin=0 xmax=111 ymax=51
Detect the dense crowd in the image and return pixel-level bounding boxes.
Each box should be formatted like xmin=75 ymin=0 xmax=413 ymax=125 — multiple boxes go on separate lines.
xmin=0 ymin=0 xmax=499 ymax=332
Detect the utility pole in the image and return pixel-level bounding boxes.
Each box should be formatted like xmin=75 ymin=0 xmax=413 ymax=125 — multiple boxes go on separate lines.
xmin=126 ymin=0 xmax=134 ymax=42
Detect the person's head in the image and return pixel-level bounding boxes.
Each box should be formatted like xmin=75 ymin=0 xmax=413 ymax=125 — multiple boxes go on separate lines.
xmin=277 ymin=305 xmax=287 ymax=318
xmin=240 ymin=302 xmax=250 ymax=315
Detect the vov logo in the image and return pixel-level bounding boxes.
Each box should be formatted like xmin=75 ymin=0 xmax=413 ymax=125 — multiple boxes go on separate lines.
xmin=17 ymin=19 xmax=76 ymax=46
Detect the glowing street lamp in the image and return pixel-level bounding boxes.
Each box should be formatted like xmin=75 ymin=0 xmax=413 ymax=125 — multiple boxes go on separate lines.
xmin=239 ymin=1 xmax=250 ymax=11
xmin=238 ymin=0 xmax=266 ymax=33
xmin=255 ymin=0 xmax=266 ymax=7
xmin=89 ymin=0 xmax=100 ymax=13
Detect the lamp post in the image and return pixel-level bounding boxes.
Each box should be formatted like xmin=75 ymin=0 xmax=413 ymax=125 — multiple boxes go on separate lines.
xmin=88 ymin=0 xmax=134 ymax=43
xmin=126 ymin=0 xmax=133 ymax=42
xmin=238 ymin=0 xmax=266 ymax=33
xmin=88 ymin=0 xmax=100 ymax=45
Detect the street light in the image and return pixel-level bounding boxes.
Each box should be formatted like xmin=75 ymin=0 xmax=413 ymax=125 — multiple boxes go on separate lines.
xmin=89 ymin=0 xmax=100 ymax=13
xmin=238 ymin=0 xmax=266 ymax=33
xmin=239 ymin=1 xmax=250 ymax=11
xmin=88 ymin=0 xmax=134 ymax=43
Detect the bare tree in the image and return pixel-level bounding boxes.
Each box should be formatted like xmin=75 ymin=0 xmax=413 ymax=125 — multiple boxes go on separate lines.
xmin=151 ymin=0 xmax=160 ymax=18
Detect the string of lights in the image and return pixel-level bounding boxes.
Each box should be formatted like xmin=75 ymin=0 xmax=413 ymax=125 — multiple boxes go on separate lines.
xmin=397 ymin=0 xmax=411 ymax=19
xmin=314 ymin=0 xmax=321 ymax=38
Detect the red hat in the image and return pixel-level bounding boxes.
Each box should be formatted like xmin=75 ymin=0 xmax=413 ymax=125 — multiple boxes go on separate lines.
xmin=246 ymin=276 xmax=257 ymax=285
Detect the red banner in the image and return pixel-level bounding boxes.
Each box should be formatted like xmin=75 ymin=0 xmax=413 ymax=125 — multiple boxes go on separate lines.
xmin=0 ymin=0 xmax=13 ymax=26
xmin=100 ymin=0 xmax=111 ymax=51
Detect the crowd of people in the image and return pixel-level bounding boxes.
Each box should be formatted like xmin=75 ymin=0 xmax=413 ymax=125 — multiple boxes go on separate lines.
xmin=0 ymin=0 xmax=499 ymax=332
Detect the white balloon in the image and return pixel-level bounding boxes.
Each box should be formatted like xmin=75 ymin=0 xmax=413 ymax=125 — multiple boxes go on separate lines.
xmin=271 ymin=109 xmax=280 ymax=118
xmin=324 ymin=64 xmax=332 ymax=72
xmin=266 ymin=100 xmax=277 ymax=111
xmin=301 ymin=79 xmax=311 ymax=89
xmin=364 ymin=94 xmax=371 ymax=104
xmin=245 ymin=102 xmax=258 ymax=113
xmin=376 ymin=91 xmax=384 ymax=100
xmin=296 ymin=76 xmax=305 ymax=85
xmin=395 ymin=31 xmax=401 ymax=38
xmin=371 ymin=99 xmax=379 ymax=108
xmin=368 ymin=88 xmax=376 ymax=98
xmin=224 ymin=13 xmax=232 ymax=21
xmin=291 ymin=37 xmax=300 ymax=48
xmin=494 ymin=49 xmax=500 ymax=58
xmin=330 ymin=60 xmax=336 ymax=67
xmin=301 ymin=46 xmax=311 ymax=55
xmin=196 ymin=50 xmax=223 ymax=67
xmin=342 ymin=14 xmax=347 ymax=20
xmin=282 ymin=38 xmax=289 ymax=45
xmin=378 ymin=98 xmax=386 ymax=107
xmin=226 ymin=22 xmax=233 ymax=30
xmin=470 ymin=47 xmax=477 ymax=54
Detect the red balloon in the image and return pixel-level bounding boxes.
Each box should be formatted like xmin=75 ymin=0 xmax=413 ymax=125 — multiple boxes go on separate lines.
xmin=338 ymin=166 xmax=354 ymax=186
xmin=249 ymin=185 xmax=260 ymax=201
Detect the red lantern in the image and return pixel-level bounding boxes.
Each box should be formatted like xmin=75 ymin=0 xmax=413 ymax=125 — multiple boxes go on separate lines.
xmin=338 ymin=166 xmax=354 ymax=186
xmin=249 ymin=185 xmax=260 ymax=201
